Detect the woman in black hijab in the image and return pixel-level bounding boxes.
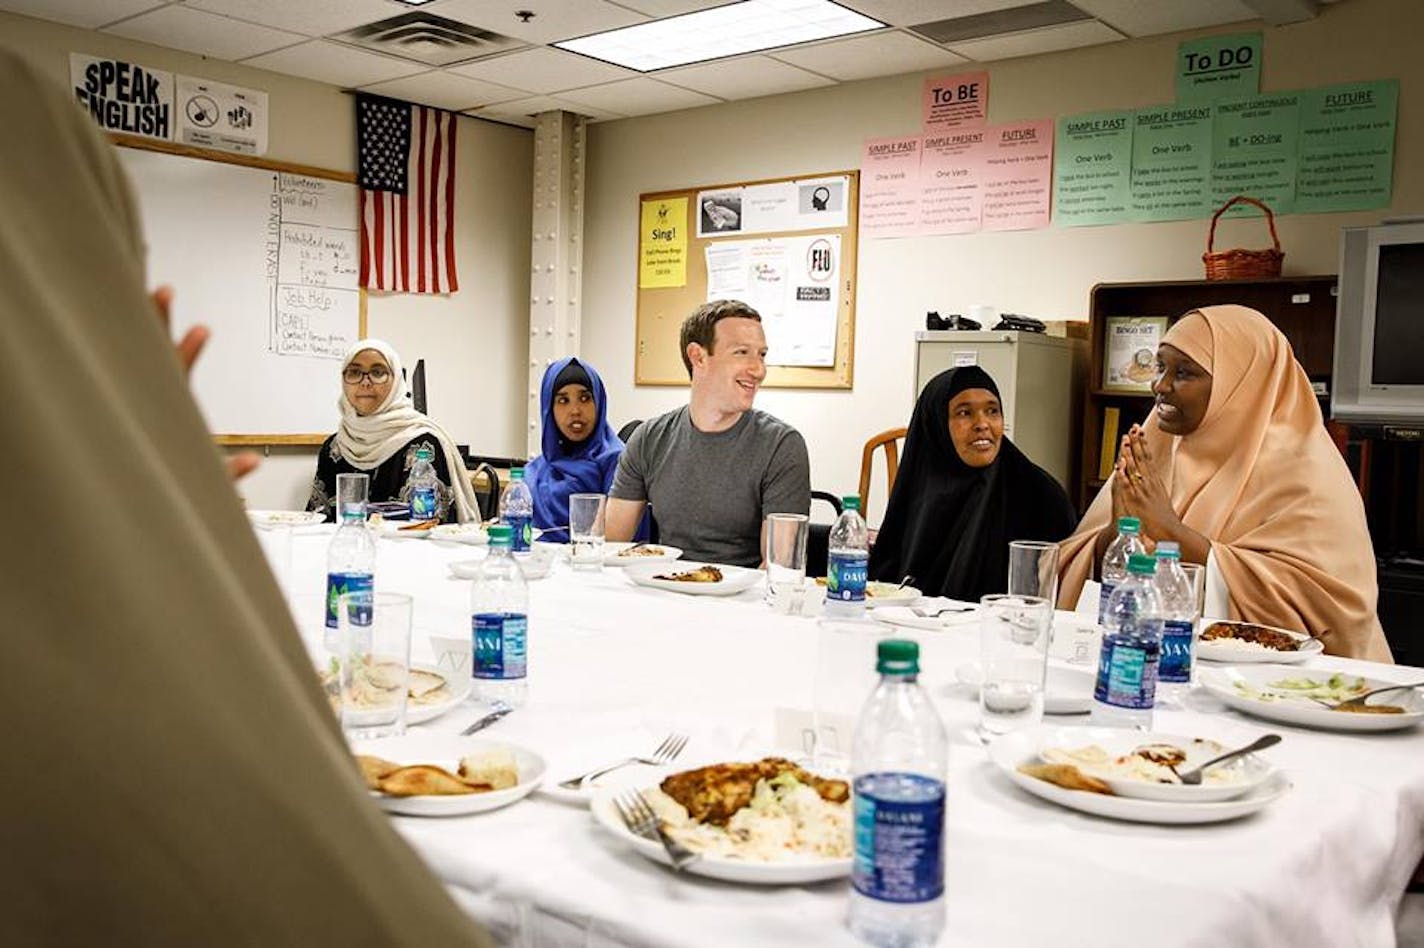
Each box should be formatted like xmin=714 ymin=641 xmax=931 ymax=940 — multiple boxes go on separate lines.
xmin=869 ymin=366 xmax=1078 ymax=600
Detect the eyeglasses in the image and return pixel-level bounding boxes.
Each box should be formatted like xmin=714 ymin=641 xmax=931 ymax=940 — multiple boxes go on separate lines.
xmin=342 ymin=366 xmax=391 ymax=385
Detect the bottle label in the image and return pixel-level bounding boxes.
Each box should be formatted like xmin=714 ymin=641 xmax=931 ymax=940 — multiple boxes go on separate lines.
xmin=325 ymin=572 xmax=373 ymax=630
xmin=1094 ymin=634 xmax=1159 ymax=709
xmin=504 ymin=515 xmax=533 ymax=552
xmin=1159 ymin=618 xmax=1194 ymax=683
xmin=827 ymin=551 xmax=868 ymax=602
xmin=411 ymin=486 xmax=437 ymax=519
xmin=473 ymin=612 xmax=527 ymax=680
xmin=1096 ymin=579 xmax=1118 ymax=625
xmin=852 ymin=774 xmax=945 ymax=904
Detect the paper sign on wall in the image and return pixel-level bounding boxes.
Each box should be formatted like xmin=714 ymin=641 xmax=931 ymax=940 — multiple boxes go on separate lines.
xmin=858 ymin=136 xmax=922 ymax=238
xmin=919 ymin=128 xmax=988 ymax=235
xmin=1211 ymin=92 xmax=1299 ymax=213
xmin=1295 ymin=79 xmax=1398 ymax=213
xmin=1176 ymin=32 xmax=1261 ymax=103
xmin=981 ymin=120 xmax=1054 ymax=231
xmin=640 ymin=196 xmax=688 ymax=288
xmin=70 ymin=53 xmax=174 ymax=141
xmin=705 ymin=235 xmax=840 ymax=367
xmin=176 ymin=75 xmax=268 ymax=156
xmin=923 ymin=72 xmax=989 ymax=132
xmin=1054 ymin=110 xmax=1133 ymax=227
xmin=1130 ymin=104 xmax=1213 ymax=222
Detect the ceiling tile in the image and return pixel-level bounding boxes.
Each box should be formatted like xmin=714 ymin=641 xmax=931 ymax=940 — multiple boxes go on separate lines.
xmin=103 ymin=4 xmax=305 ymax=60
xmin=609 ymin=0 xmax=728 ymax=15
xmin=242 ymin=39 xmax=426 ymax=87
xmin=659 ymin=55 xmax=834 ymax=101
xmin=836 ymin=0 xmax=1042 ymax=28
xmin=183 ymin=0 xmax=396 ymax=37
xmin=360 ymin=69 xmax=527 ymax=111
xmin=556 ymin=76 xmax=721 ymax=117
xmin=947 ymin=19 xmax=1124 ymax=60
xmin=468 ymin=93 xmax=624 ymax=125
xmin=434 ymin=0 xmax=648 ymax=44
xmin=1069 ymin=0 xmax=1259 ymax=37
xmin=449 ymin=46 xmax=636 ymax=95
xmin=0 ymin=0 xmax=167 ymax=29
xmin=773 ymin=29 xmax=968 ymax=81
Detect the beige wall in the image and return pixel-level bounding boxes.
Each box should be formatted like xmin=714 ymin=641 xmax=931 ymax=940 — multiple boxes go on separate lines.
xmin=0 ymin=10 xmax=533 ymax=510
xmin=582 ymin=0 xmax=1424 ymax=524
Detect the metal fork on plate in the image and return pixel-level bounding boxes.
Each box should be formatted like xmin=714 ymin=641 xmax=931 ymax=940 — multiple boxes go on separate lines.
xmin=910 ymin=605 xmax=975 ymax=618
xmin=557 ymin=733 xmax=689 ymax=790
xmin=612 ymin=790 xmax=700 ymax=871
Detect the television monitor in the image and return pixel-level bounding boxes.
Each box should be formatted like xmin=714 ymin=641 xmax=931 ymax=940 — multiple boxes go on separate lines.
xmin=1332 ymin=219 xmax=1424 ymax=425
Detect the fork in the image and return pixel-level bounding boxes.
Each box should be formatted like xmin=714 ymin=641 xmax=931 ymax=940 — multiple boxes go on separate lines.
xmin=911 ymin=605 xmax=975 ymax=618
xmin=558 ymin=733 xmax=688 ymax=789
xmin=1173 ymin=733 xmax=1281 ymax=785
xmin=1308 ymin=681 xmax=1424 ymax=710
xmin=612 ymin=790 xmax=700 ymax=871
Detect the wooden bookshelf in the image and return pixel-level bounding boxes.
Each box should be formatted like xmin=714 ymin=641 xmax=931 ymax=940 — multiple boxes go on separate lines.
xmin=1077 ymin=275 xmax=1339 ymax=511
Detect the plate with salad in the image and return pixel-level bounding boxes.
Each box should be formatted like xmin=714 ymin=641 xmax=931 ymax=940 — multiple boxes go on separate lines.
xmin=1199 ymin=664 xmax=1424 ymax=732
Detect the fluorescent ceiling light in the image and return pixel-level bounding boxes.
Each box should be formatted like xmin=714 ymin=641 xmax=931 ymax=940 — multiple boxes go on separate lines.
xmin=555 ymin=0 xmax=886 ymax=72
xmin=391 ymin=0 xmax=439 ymax=6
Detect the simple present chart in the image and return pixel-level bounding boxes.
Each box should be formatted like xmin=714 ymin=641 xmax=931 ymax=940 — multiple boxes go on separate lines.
xmin=116 ymin=143 xmax=361 ymax=439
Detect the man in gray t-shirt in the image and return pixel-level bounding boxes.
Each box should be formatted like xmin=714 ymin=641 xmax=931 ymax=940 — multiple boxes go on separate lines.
xmin=607 ymin=300 xmax=810 ymax=567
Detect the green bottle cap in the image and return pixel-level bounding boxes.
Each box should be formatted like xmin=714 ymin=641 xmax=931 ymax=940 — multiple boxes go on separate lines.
xmin=510 ymin=467 xmax=525 ymax=480
xmin=876 ymin=639 xmax=919 ymax=674
xmin=1155 ymin=541 xmax=1181 ymax=559
xmin=842 ymin=495 xmax=860 ymax=511
xmin=1117 ymin=516 xmax=1141 ymax=533
xmin=487 ymin=524 xmax=513 ymax=547
xmin=1127 ymin=552 xmax=1157 ymax=575
xmin=415 ymin=445 xmax=434 ymax=461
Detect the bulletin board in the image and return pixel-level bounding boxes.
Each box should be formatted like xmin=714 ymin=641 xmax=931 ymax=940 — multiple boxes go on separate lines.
xmin=113 ymin=135 xmax=365 ymax=445
xmin=635 ymin=170 xmax=858 ymax=389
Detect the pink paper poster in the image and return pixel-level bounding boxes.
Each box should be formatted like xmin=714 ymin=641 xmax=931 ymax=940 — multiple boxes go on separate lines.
xmin=923 ymin=72 xmax=989 ymax=132
xmin=981 ymin=119 xmax=1054 ymax=231
xmin=919 ymin=128 xmax=989 ymax=235
xmin=859 ymin=135 xmax=922 ymax=239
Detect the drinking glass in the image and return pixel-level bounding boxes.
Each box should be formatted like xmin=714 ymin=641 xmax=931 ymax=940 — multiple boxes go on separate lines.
xmin=1007 ymin=540 xmax=1059 ymax=602
xmin=569 ymin=493 xmax=606 ymax=572
xmin=764 ymin=513 xmax=810 ymax=614
xmin=1180 ymin=563 xmax=1206 ymax=620
xmin=978 ymin=594 xmax=1052 ymax=740
xmin=336 ymin=472 xmax=369 ymax=516
xmin=336 ymin=590 xmax=413 ymax=741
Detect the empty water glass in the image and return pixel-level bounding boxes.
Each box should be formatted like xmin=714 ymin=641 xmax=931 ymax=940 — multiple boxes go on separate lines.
xmin=336 ymin=590 xmax=413 ymax=741
xmin=978 ymin=594 xmax=1052 ymax=740
xmin=569 ymin=493 xmax=606 ymax=572
xmin=764 ymin=513 xmax=809 ymax=614
xmin=1007 ymin=540 xmax=1059 ymax=602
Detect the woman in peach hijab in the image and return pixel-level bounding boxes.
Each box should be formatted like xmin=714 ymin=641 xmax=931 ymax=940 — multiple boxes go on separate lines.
xmin=1058 ymin=305 xmax=1391 ymax=662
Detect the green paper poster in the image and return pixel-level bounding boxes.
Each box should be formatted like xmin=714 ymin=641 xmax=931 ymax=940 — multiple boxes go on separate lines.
xmin=1130 ymin=104 xmax=1213 ymax=222
xmin=1177 ymin=32 xmax=1261 ymax=103
xmin=1295 ymin=79 xmax=1398 ymax=213
xmin=1054 ymin=110 xmax=1133 ymax=226
xmin=1211 ymin=92 xmax=1299 ymax=214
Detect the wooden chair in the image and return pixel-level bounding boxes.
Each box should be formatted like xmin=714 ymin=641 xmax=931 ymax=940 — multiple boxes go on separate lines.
xmin=858 ymin=427 xmax=907 ymax=514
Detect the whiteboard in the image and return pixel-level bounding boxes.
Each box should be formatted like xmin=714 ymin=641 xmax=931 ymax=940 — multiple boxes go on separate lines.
xmin=117 ymin=143 xmax=362 ymax=439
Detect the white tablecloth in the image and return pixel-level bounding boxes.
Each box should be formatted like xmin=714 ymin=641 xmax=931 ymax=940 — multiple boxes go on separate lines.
xmin=284 ymin=530 xmax=1424 ymax=947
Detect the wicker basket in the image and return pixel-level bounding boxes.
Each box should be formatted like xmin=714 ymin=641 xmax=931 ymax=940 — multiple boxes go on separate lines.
xmin=1203 ymin=195 xmax=1284 ymax=280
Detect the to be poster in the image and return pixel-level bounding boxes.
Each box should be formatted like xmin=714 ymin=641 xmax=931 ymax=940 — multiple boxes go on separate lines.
xmin=639 ymin=197 xmax=688 ymax=288
xmin=923 ymin=71 xmax=989 ymax=132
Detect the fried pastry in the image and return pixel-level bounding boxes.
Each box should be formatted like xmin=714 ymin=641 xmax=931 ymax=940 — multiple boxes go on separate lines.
xmin=355 ymin=755 xmax=401 ymax=791
xmin=1017 ymin=762 xmax=1114 ymax=795
xmin=377 ymin=764 xmax=479 ymax=796
xmin=654 ymin=565 xmax=723 ymax=583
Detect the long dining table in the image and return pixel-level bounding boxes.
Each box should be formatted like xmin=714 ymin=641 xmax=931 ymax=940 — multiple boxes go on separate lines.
xmin=282 ymin=526 xmax=1424 ymax=947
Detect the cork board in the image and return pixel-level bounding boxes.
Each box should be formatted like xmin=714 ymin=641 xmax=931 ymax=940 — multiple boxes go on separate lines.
xmin=635 ymin=170 xmax=858 ymax=389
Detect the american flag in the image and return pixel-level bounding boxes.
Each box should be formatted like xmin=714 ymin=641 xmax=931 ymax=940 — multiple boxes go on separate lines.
xmin=357 ymin=93 xmax=458 ymax=293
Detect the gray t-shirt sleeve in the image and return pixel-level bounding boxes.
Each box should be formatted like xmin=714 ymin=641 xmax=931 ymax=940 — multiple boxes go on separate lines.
xmin=609 ymin=424 xmax=648 ymax=501
xmin=760 ymin=428 xmax=811 ymax=517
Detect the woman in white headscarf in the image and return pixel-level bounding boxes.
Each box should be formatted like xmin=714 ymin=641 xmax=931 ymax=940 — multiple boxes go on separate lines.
xmin=307 ymin=339 xmax=480 ymax=522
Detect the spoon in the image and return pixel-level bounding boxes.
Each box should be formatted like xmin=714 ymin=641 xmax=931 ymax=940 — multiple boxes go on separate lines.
xmin=896 ymin=574 xmax=916 ymax=591
xmin=1309 ymin=680 xmax=1424 ymax=712
xmin=1174 ymin=733 xmax=1281 ymax=785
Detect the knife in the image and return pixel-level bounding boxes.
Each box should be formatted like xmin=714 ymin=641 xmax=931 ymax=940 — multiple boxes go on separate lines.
xmin=460 ymin=705 xmax=512 ymax=736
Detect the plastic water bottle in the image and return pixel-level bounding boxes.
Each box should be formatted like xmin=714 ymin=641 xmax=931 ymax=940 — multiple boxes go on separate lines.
xmin=325 ymin=473 xmax=375 ymax=651
xmin=500 ymin=467 xmax=535 ymax=553
xmin=406 ymin=444 xmax=440 ymax=521
xmin=1090 ymin=552 xmax=1164 ymax=729
xmin=825 ymin=495 xmax=869 ymax=618
xmin=1098 ymin=516 xmax=1146 ymax=625
xmin=849 ymin=639 xmax=947 ymax=948
xmin=1154 ymin=542 xmax=1196 ymax=706
xmin=470 ymin=524 xmax=528 ymax=708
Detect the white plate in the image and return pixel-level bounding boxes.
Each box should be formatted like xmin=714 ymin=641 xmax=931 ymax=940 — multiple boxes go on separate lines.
xmin=1195 ymin=620 xmax=1325 ymax=664
xmin=429 ymin=523 xmax=489 ymax=545
xmin=379 ymin=519 xmax=438 ymax=539
xmin=590 ymin=788 xmax=852 ymax=884
xmin=624 ymin=562 xmax=762 ymax=597
xmin=988 ymin=726 xmax=1290 ymax=823
xmin=356 ymin=734 xmax=545 ymax=817
xmin=808 ymin=578 xmax=922 ymax=608
xmin=247 ymin=509 xmax=325 ymax=527
xmin=321 ymin=662 xmax=472 ymax=726
xmin=954 ymin=662 xmax=1095 ymax=715
xmin=872 ymin=601 xmax=980 ymax=631
xmin=603 ymin=542 xmax=684 ymax=566
xmin=1199 ymin=664 xmax=1424 ymax=732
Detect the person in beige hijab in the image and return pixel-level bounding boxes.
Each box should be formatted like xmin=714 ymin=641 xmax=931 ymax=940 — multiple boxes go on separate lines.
xmin=0 ymin=49 xmax=490 ymax=944
xmin=1058 ymin=305 xmax=1391 ymax=662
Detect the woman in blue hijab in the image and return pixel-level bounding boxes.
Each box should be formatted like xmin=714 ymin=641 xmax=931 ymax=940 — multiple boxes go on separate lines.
xmin=525 ymin=357 xmax=627 ymax=540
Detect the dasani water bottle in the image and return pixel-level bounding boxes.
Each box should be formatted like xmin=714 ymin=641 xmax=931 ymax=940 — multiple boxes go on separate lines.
xmin=406 ymin=444 xmax=440 ymax=521
xmin=470 ymin=524 xmax=528 ymax=708
xmin=1098 ymin=516 xmax=1145 ymax=625
xmin=500 ymin=467 xmax=535 ymax=552
xmin=325 ymin=472 xmax=374 ymax=651
xmin=1090 ymin=552 xmax=1163 ymax=729
xmin=826 ymin=495 xmax=869 ymax=618
xmin=1154 ymin=541 xmax=1196 ymax=706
